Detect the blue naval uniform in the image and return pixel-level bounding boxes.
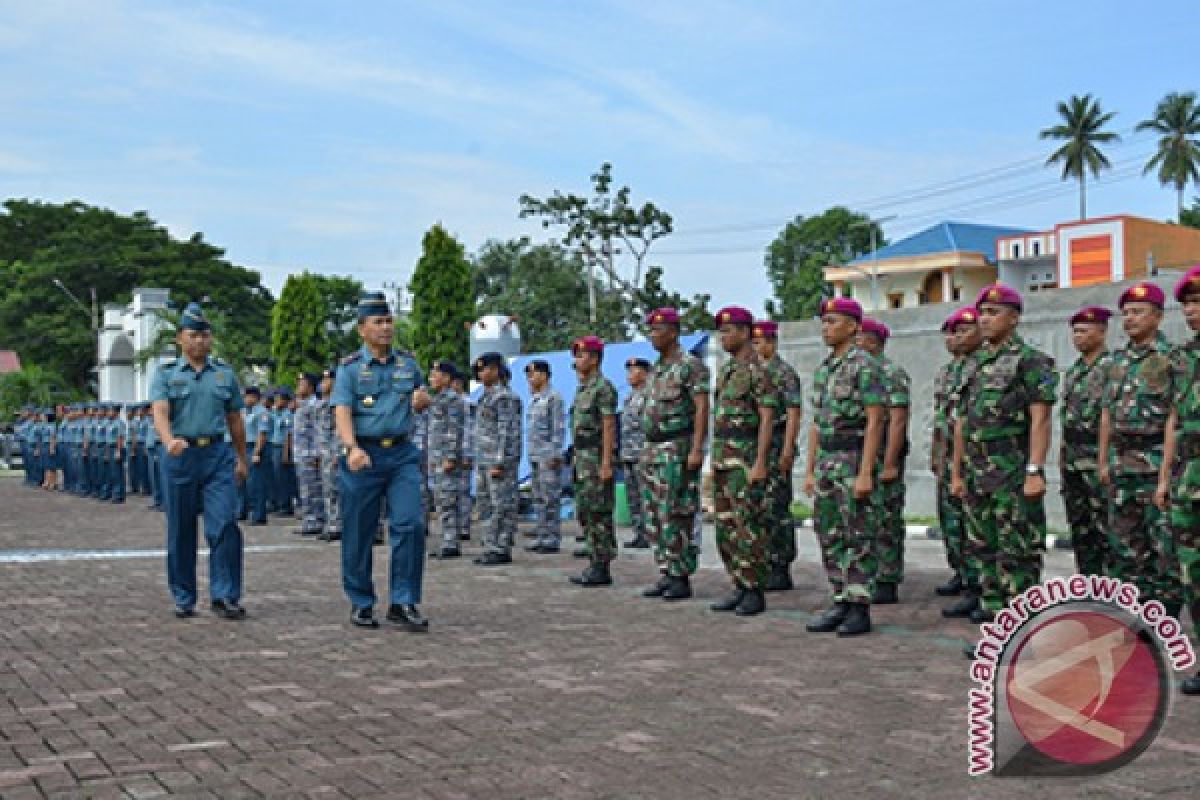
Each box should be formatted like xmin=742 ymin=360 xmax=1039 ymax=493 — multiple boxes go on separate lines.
xmin=331 ymin=346 xmax=426 ymax=611
xmin=108 ymin=412 xmax=128 ymax=503
xmin=270 ymin=407 xmax=295 ymax=514
xmin=149 ymin=356 xmax=246 ymax=610
xmin=145 ymin=410 xmax=164 ymax=509
xmin=244 ymin=402 xmax=273 ymax=523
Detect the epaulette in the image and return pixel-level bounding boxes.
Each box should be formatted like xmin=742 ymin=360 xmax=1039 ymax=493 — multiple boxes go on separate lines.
xmin=341 ymin=352 xmax=363 ymax=365
xmin=214 ymin=357 xmax=228 ymax=366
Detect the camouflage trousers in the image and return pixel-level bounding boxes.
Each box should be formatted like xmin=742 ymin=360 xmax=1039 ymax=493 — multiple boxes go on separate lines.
xmin=320 ymin=448 xmax=341 ymax=535
xmin=296 ymin=456 xmax=326 ymax=533
xmin=574 ymin=450 xmax=615 ymax=565
xmin=1060 ymin=461 xmax=1111 ymax=576
xmin=477 ymin=465 xmax=517 ymax=555
xmin=640 ymin=441 xmax=700 ymax=577
xmin=765 ymin=464 xmax=796 ymax=570
xmin=458 ymin=463 xmax=473 ymax=541
xmin=813 ymin=451 xmax=877 ymax=604
xmin=875 ymin=463 xmax=907 ymax=584
xmin=1107 ymin=474 xmax=1182 ymax=608
xmin=1168 ymin=495 xmax=1200 ymax=641
xmin=530 ymin=460 xmax=562 ymax=546
xmin=713 ymin=465 xmax=768 ymax=590
xmin=963 ymin=464 xmax=1046 ymax=613
xmin=937 ymin=472 xmax=970 ymax=584
xmin=430 ymin=464 xmax=465 ymax=546
xmin=622 ymin=459 xmax=646 ymax=537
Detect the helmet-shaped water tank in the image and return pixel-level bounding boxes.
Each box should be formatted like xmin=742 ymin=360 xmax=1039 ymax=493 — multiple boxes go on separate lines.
xmin=469 ymin=315 xmax=521 ymax=364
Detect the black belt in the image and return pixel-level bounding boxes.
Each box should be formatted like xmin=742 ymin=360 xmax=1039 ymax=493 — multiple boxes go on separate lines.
xmin=820 ymin=433 xmax=864 ymax=452
xmin=358 ymin=435 xmax=409 ymax=448
xmin=1113 ymin=431 xmax=1163 ymax=449
xmin=1063 ymin=428 xmax=1096 ymax=447
xmin=574 ymin=433 xmax=601 ymax=447
xmin=714 ymin=425 xmax=757 ymax=441
xmin=184 ymin=436 xmax=223 ymax=447
xmin=646 ymin=427 xmax=694 ymax=443
xmin=967 ymin=436 xmax=1026 ymax=455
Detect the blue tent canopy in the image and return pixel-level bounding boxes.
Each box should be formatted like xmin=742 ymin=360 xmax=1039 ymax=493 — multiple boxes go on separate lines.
xmin=471 ymin=333 xmax=709 ymax=482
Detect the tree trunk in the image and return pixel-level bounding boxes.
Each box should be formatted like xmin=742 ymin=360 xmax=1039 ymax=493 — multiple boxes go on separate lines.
xmin=1179 ymin=185 xmax=1185 ymax=222
xmin=1079 ymin=172 xmax=1087 ymax=220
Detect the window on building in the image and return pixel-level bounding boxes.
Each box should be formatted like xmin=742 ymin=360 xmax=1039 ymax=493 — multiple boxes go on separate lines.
xmin=1032 ymin=240 xmax=1041 ymax=256
xmin=888 ymin=292 xmax=904 ymax=309
xmin=1012 ymin=243 xmax=1021 ymax=258
xmin=952 ymin=287 xmax=962 ymax=301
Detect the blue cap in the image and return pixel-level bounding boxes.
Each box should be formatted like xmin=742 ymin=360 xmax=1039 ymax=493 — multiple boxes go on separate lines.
xmin=179 ymin=302 xmax=211 ymax=332
xmin=357 ymin=291 xmax=391 ymax=320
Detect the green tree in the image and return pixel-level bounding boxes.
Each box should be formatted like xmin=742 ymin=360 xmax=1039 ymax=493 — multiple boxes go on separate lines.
xmin=0 ymin=364 xmax=79 ymax=418
xmin=271 ymin=272 xmax=330 ymax=386
xmin=409 ymin=224 xmax=473 ymax=367
xmin=309 ymin=273 xmax=363 ymax=359
xmin=134 ymin=304 xmax=262 ymax=382
xmin=1181 ymin=197 xmax=1200 ymax=229
xmin=0 ymin=200 xmax=273 ymax=390
xmin=1040 ymin=94 xmax=1121 ymax=220
xmin=635 ymin=266 xmax=712 ymax=334
xmin=764 ymin=208 xmax=882 ymax=320
xmin=1137 ymin=91 xmax=1200 ymax=219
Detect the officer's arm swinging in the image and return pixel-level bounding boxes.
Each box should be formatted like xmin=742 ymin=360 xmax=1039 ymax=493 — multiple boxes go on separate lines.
xmin=152 ymin=400 xmax=184 ymax=457
xmin=227 ymin=410 xmax=248 ymax=465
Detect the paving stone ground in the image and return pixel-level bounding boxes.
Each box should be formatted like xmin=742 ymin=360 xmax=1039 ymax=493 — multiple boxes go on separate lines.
xmin=0 ymin=477 xmax=1196 ymax=799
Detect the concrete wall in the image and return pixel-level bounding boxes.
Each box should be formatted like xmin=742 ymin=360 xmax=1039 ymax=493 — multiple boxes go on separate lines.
xmin=776 ymin=273 xmax=1194 ymax=528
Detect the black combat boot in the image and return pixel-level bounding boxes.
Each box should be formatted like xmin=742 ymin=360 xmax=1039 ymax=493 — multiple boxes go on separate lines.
xmin=642 ymin=575 xmax=670 ymax=597
xmin=710 ymin=588 xmax=745 ymax=612
xmin=734 ymin=588 xmax=766 ymax=616
xmin=624 ymin=533 xmax=651 ymax=549
xmin=764 ymin=565 xmax=794 ymax=592
xmin=569 ymin=562 xmax=613 ymax=586
xmin=872 ymin=582 xmax=899 ymax=605
xmin=806 ymin=602 xmax=849 ymax=632
xmin=942 ymin=591 xmax=980 ymax=619
xmin=1181 ymin=672 xmax=1200 ymax=696
xmin=969 ymin=607 xmax=996 ymax=625
xmin=662 ymin=575 xmax=692 ymax=601
xmin=836 ymin=604 xmax=871 ymax=636
xmin=573 ymin=547 xmax=589 ymax=558
xmin=935 ymin=574 xmax=964 ymax=597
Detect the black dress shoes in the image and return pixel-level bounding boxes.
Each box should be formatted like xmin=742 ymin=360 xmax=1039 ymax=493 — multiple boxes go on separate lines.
xmin=387 ymin=604 xmax=429 ymax=632
xmin=211 ymin=599 xmax=246 ymax=620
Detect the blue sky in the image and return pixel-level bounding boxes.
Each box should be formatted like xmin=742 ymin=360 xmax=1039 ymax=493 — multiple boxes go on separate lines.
xmin=2 ymin=0 xmax=1197 ymax=314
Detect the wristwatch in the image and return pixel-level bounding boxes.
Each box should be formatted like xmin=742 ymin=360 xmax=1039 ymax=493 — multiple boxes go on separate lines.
xmin=1025 ymin=464 xmax=1045 ymax=477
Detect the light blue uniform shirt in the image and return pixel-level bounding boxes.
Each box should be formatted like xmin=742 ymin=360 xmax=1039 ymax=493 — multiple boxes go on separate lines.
xmin=269 ymin=408 xmax=292 ymax=446
xmin=330 ymin=347 xmax=424 ymax=438
xmin=149 ymin=357 xmax=244 ymax=437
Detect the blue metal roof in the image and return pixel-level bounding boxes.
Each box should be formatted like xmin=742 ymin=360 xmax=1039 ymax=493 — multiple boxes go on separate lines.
xmin=848 ymin=221 xmax=1032 ymax=266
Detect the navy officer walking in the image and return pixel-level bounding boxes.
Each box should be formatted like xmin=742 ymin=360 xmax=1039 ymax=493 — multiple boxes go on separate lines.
xmin=332 ymin=291 xmax=432 ymax=631
xmin=149 ymin=303 xmax=250 ymax=620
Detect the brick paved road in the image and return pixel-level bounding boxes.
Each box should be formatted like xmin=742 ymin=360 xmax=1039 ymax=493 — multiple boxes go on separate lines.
xmin=0 ymin=478 xmax=1196 ymax=798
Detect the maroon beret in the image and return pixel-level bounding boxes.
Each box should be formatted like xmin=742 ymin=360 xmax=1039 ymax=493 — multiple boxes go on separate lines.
xmin=941 ymin=307 xmax=979 ymax=332
xmin=646 ymin=307 xmax=680 ymax=326
xmin=1069 ymin=306 xmax=1112 ymax=327
xmin=820 ymin=296 xmax=863 ymax=322
xmin=571 ymin=335 xmax=604 ymax=354
xmin=860 ymin=318 xmax=890 ymax=342
xmin=752 ymin=319 xmax=779 ymax=338
xmin=714 ymin=306 xmax=754 ymax=327
xmin=1174 ymin=265 xmax=1200 ymax=302
xmin=1118 ymin=282 xmax=1165 ymax=309
xmin=975 ymin=283 xmax=1023 ymax=312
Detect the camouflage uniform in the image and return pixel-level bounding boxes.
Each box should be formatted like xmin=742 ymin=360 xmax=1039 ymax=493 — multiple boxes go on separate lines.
xmin=761 ymin=353 xmax=803 ymax=572
xmin=476 ymin=383 xmax=522 ymax=556
xmin=959 ymin=334 xmax=1057 ymax=612
xmin=1167 ymin=334 xmax=1200 ymax=636
xmin=572 ymin=373 xmax=619 ymax=564
xmin=934 ymin=358 xmax=969 ymax=583
xmin=875 ymin=354 xmax=910 ymax=585
xmin=641 ymin=350 xmax=710 ymax=577
xmin=294 ymin=395 xmax=326 ymax=533
xmin=712 ymin=355 xmax=777 ymax=590
xmin=412 ymin=408 xmax=431 ymax=513
xmin=1059 ymin=350 xmax=1114 ymax=575
xmin=459 ymin=394 xmax=475 ymax=541
xmin=811 ymin=346 xmax=884 ymax=604
xmin=427 ymin=385 xmax=466 ymax=548
xmin=1104 ymin=333 xmax=1182 ymax=608
xmin=526 ymin=387 xmax=566 ymax=547
xmin=618 ymin=385 xmax=649 ymax=540
xmin=316 ymin=395 xmax=341 ymax=537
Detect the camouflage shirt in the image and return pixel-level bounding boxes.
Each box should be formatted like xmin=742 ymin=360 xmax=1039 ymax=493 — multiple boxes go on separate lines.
xmin=811 ymin=345 xmax=885 ymax=449
xmin=571 ymin=372 xmax=617 ymax=457
xmin=933 ymin=359 xmax=960 ymax=439
xmin=762 ymin=353 xmax=803 ymax=451
xmin=876 ymin=354 xmax=910 ymax=464
xmin=642 ymin=349 xmax=710 ymax=444
xmin=476 ymin=384 xmax=522 ymax=467
xmin=959 ymin=333 xmax=1057 ymax=444
xmin=618 ymin=386 xmax=648 ymax=462
xmin=1169 ymin=334 xmax=1200 ymax=498
xmin=1059 ymin=351 xmax=1111 ymax=463
xmin=1104 ymin=332 xmax=1173 ymax=475
xmin=712 ymin=354 xmax=777 ymax=468
xmin=426 ymin=386 xmax=465 ymax=467
xmin=293 ymin=396 xmax=321 ymax=460
xmin=526 ymin=387 xmax=565 ymax=464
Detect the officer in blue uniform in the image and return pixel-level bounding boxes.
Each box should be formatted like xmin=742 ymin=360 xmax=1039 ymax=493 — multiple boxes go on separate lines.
xmin=145 ymin=402 xmax=164 ymax=510
xmin=270 ymin=388 xmax=296 ymax=516
xmin=244 ymin=386 xmax=272 ymax=525
xmin=331 ymin=291 xmax=432 ymax=631
xmin=149 ymin=303 xmax=250 ymax=620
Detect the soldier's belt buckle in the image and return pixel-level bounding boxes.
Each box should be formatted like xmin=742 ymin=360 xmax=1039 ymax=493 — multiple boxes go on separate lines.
xmin=196 ymin=437 xmax=211 ymax=447
xmin=381 ymin=438 xmax=395 ymax=448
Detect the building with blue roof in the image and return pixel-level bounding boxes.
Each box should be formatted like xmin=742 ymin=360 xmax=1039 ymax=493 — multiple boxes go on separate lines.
xmin=823 ymin=221 xmax=1032 ymax=311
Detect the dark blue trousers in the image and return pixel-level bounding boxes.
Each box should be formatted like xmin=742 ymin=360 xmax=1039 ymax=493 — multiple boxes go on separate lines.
xmin=339 ymin=441 xmax=426 ymax=609
xmin=247 ymin=447 xmax=273 ymax=523
xmin=148 ymin=444 xmax=164 ymax=508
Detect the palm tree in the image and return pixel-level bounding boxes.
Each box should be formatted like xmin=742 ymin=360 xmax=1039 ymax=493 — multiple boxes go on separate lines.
xmin=1136 ymin=91 xmax=1200 ymax=219
xmin=1040 ymin=94 xmax=1121 ymax=220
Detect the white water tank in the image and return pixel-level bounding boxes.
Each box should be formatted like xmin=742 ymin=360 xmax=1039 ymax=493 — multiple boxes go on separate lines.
xmin=469 ymin=314 xmax=521 ymax=363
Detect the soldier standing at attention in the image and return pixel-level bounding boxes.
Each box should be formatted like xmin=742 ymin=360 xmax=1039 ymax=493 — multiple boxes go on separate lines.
xmin=110 ymin=404 xmax=128 ymax=504
xmin=150 ymin=303 xmax=249 ymax=620
xmin=1059 ymin=306 xmax=1114 ymax=576
xmin=751 ymin=319 xmax=804 ymax=592
xmin=567 ymin=336 xmax=619 ymax=587
xmin=951 ymin=285 xmax=1056 ymax=633
xmin=709 ymin=306 xmax=777 ymax=616
xmin=619 ymin=358 xmax=651 ymax=549
xmin=451 ymin=371 xmax=475 ymax=544
xmin=639 ymin=308 xmax=709 ymax=601
xmin=145 ymin=399 xmax=163 ymax=511
xmin=1098 ymin=282 xmax=1182 ymax=617
xmin=293 ymin=373 xmax=325 ymax=536
xmin=243 ymin=387 xmax=271 ymax=526
xmin=270 ymin=389 xmax=296 ymax=517
xmin=1157 ymin=265 xmax=1200 ymax=695
xmin=803 ymin=298 xmax=885 ymax=636
xmin=316 ymin=368 xmax=341 ymax=542
xmin=473 ymin=352 xmax=521 ymax=566
xmin=331 ymin=291 xmax=431 ymax=630
xmin=427 ymin=361 xmax=466 ymax=559
xmin=525 ymin=359 xmax=566 ymax=554
xmin=932 ymin=310 xmax=966 ymax=597
xmin=856 ymin=318 xmax=910 ymax=605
